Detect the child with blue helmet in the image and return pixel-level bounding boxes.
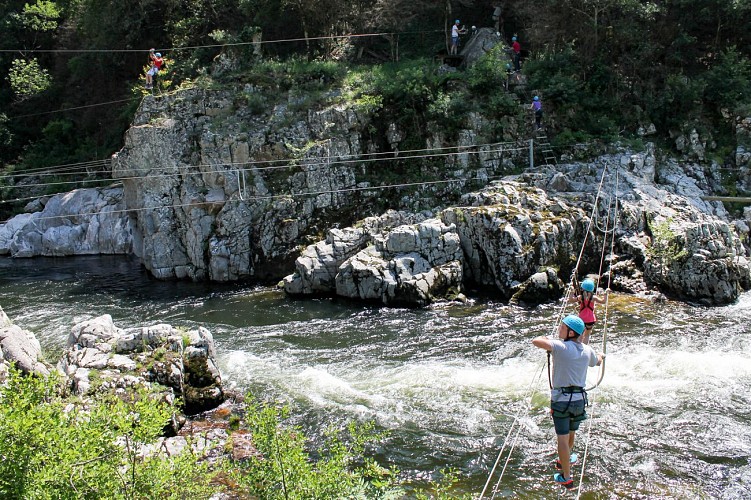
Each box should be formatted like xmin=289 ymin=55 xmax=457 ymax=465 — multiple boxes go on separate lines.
xmin=568 ymin=277 xmax=609 ymax=343
xmin=533 ymin=314 xmax=605 ymax=490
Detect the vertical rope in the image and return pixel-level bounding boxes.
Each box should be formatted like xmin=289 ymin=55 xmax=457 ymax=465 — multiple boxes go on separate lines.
xmin=480 ymin=161 xmax=616 ymax=497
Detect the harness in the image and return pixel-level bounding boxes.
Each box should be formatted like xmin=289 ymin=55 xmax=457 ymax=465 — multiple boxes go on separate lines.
xmin=579 ymin=295 xmax=595 ymax=312
xmin=551 ymin=385 xmax=589 ymax=420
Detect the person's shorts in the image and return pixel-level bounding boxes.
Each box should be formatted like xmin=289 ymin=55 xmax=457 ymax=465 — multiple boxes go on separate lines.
xmin=452 ymin=36 xmax=459 ymax=46
xmin=584 ymin=321 xmax=595 ymax=329
xmin=147 ymin=67 xmax=159 ymax=76
xmin=551 ymin=400 xmax=587 ymax=435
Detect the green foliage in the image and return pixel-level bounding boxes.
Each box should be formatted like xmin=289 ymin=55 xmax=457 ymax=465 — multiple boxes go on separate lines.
xmin=647 ymin=217 xmax=688 ymax=278
xmin=701 ymin=47 xmax=751 ymax=112
xmin=8 ymin=57 xmax=52 ymax=98
xmin=19 ymin=1 xmax=61 ymax=32
xmin=413 ymin=467 xmax=470 ymax=499
xmin=0 ymin=367 xmax=214 ymax=499
xmin=0 ymin=113 xmax=11 ymax=149
xmin=232 ymin=400 xmax=401 ymax=499
xmin=466 ymin=45 xmax=510 ymax=95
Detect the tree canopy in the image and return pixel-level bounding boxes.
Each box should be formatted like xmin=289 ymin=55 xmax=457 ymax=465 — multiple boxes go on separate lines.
xmin=1 ymin=0 xmax=750 ymax=194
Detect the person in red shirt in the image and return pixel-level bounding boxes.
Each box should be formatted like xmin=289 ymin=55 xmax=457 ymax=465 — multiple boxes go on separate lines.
xmin=511 ymin=36 xmax=521 ymax=72
xmin=145 ymin=49 xmax=164 ymax=89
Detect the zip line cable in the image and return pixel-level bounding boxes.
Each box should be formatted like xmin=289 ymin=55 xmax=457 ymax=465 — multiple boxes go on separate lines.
xmin=2 ymin=173 xmax=508 ymax=224
xmin=3 ymin=145 xmax=528 ymax=188
xmin=10 ymin=97 xmax=139 ymax=119
xmin=2 ymin=158 xmax=112 ymax=177
xmin=0 ymin=144 xmax=527 ymax=199
xmin=0 ymin=29 xmax=444 ymax=54
xmin=2 ymin=136 xmax=595 ymax=184
xmin=0 ymin=140 xmax=521 ymax=181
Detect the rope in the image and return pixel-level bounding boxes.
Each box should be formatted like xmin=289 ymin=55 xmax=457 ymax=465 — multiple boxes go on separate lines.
xmin=586 ymin=165 xmax=619 ymax=392
xmin=574 ymin=394 xmax=598 ymax=499
xmin=0 ymin=30 xmax=444 ymax=54
xmin=481 ymin=161 xmax=617 ymax=497
xmin=478 ymin=358 xmax=548 ymax=499
xmin=574 ymin=163 xmax=620 ymax=495
xmin=10 ymin=97 xmax=139 ymax=119
xmin=479 ymin=166 xmax=607 ymax=499
xmin=0 ymin=140 xmax=521 ymax=181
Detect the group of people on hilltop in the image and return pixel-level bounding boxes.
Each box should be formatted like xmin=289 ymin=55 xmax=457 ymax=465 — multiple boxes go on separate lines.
xmin=451 ymin=6 xmax=544 ymax=130
xmin=533 ymin=278 xmax=609 ymax=490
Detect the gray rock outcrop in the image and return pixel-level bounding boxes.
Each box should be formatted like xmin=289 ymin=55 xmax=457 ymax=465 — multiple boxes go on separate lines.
xmin=334 ymin=218 xmax=463 ymax=306
xmin=58 ymin=314 xmax=224 ymax=414
xmin=0 ymin=187 xmax=132 ymax=257
xmin=109 ymin=88 xmax=520 ymax=282
xmin=283 ymin=144 xmax=751 ymax=306
xmin=461 ymin=28 xmax=503 ymax=68
xmin=0 ymin=305 xmax=50 ymax=380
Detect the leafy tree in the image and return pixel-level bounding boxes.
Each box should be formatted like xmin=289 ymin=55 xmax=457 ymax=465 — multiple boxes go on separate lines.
xmin=7 ymin=57 xmax=52 ymax=98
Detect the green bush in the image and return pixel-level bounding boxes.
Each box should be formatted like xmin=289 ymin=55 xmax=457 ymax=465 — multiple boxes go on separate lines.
xmin=231 ymin=400 xmax=402 ymax=499
xmin=466 ymin=45 xmax=510 ymax=95
xmin=0 ymin=367 xmax=416 ymax=499
xmin=0 ymin=367 xmax=214 ymax=499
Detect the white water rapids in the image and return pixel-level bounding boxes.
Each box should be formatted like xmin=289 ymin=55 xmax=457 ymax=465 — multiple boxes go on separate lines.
xmin=1 ymin=255 xmax=749 ymax=498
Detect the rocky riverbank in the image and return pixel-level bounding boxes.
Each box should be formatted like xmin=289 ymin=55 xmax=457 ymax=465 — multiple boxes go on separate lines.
xmin=1 ymin=81 xmax=750 ymax=306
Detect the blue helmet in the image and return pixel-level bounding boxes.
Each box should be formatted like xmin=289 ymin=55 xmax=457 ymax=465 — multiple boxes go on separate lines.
xmin=581 ymin=279 xmax=596 ymax=292
xmin=512 ymin=36 xmax=517 ymax=41
xmin=533 ymin=96 xmax=539 ymax=101
xmin=455 ymin=19 xmax=461 ymax=24
xmin=155 ymin=52 xmax=161 ymax=57
xmin=562 ymin=315 xmax=586 ymax=336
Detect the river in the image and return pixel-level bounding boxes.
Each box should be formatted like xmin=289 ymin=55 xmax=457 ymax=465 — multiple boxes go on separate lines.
xmin=1 ymin=255 xmax=749 ymax=499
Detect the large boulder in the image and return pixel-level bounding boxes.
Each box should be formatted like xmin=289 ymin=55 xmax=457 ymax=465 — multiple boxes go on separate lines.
xmin=0 ymin=304 xmax=51 ymax=381
xmin=334 ymin=218 xmax=464 ymax=306
xmin=0 ymin=187 xmax=133 ymax=257
xmin=460 ymin=28 xmax=504 ymax=68
xmin=58 ymin=315 xmax=224 ymax=415
xmin=442 ymin=181 xmax=588 ymax=298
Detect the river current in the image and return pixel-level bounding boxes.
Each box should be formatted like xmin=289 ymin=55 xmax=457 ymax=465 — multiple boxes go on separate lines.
xmin=1 ymin=255 xmax=749 ymax=499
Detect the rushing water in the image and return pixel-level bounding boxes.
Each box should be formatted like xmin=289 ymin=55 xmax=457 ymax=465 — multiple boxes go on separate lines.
xmin=1 ymin=255 xmax=750 ymax=498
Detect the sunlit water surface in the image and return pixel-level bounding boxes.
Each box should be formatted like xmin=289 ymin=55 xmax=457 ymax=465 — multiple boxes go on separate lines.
xmin=1 ymin=255 xmax=750 ymax=498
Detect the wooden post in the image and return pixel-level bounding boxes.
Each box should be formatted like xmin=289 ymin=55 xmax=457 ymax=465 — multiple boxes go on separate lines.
xmin=529 ymin=139 xmax=534 ymax=170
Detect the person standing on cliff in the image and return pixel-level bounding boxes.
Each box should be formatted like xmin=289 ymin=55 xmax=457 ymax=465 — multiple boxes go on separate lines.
xmin=511 ymin=35 xmax=521 ymax=72
xmin=492 ymin=3 xmax=503 ymax=33
xmin=450 ymin=20 xmax=467 ymax=55
xmin=532 ymin=315 xmax=604 ymax=490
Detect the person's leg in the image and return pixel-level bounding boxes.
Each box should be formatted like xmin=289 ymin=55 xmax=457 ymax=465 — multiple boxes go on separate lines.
xmin=568 ymin=430 xmax=576 ymax=452
xmin=552 ymin=402 xmax=574 ymax=479
xmin=557 ymin=433 xmax=572 ymax=479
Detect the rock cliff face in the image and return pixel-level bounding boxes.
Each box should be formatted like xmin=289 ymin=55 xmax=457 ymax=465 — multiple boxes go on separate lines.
xmin=110 ymin=88 xmax=518 ymax=281
xmin=284 ymin=146 xmax=751 ymax=306
xmin=1 ymin=82 xmax=749 ymax=306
